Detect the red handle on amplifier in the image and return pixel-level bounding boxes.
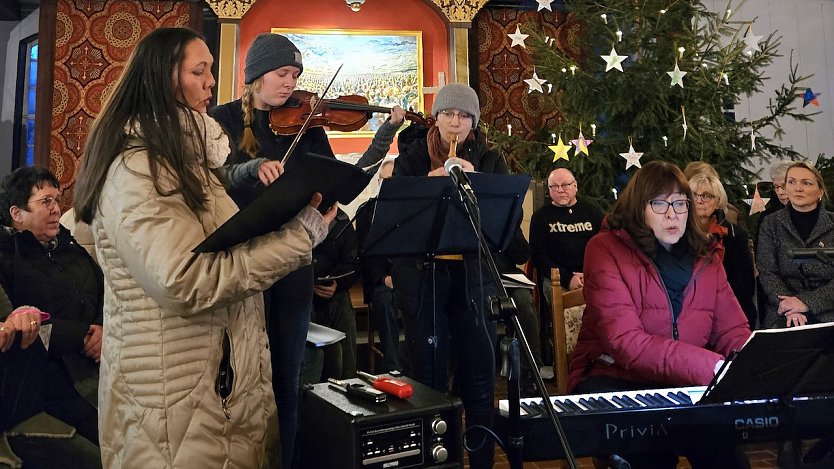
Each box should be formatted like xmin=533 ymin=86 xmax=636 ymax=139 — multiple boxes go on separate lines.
xmin=372 ymin=378 xmax=413 ymax=399
xmin=358 ymin=371 xmax=414 ymax=399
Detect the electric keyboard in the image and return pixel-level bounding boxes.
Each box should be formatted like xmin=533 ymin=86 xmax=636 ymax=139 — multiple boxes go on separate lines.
xmin=495 ymin=386 xmax=834 ymax=460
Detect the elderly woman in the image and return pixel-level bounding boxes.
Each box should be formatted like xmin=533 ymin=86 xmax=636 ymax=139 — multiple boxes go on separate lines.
xmin=0 ymin=166 xmax=102 ymax=468
xmin=570 ymin=161 xmax=751 ymax=469
xmin=689 ymin=173 xmax=757 ymax=328
xmin=757 ymin=161 xmax=834 ymax=328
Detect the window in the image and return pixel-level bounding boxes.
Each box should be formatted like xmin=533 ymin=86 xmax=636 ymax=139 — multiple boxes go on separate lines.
xmin=13 ymin=34 xmax=37 ymax=169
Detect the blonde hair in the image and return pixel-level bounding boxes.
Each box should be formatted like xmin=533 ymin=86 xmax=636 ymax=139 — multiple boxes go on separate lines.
xmin=683 ymin=161 xmax=719 ymax=180
xmin=787 ymin=161 xmax=830 ymax=202
xmin=238 ymin=78 xmax=263 ymax=159
xmin=689 ymin=173 xmax=728 ymax=211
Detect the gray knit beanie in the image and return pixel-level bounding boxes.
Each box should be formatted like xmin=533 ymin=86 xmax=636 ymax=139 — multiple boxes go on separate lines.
xmin=244 ymin=33 xmax=304 ymax=84
xmin=431 ymin=83 xmax=480 ymax=126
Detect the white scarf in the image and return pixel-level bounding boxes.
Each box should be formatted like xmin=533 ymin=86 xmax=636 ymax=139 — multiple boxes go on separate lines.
xmin=125 ymin=108 xmax=230 ymax=169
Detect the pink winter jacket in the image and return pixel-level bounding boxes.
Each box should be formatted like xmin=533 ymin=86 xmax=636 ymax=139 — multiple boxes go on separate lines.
xmin=567 ymin=229 xmax=751 ymax=392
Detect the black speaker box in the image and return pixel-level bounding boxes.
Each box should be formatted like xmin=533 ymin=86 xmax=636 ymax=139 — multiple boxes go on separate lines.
xmin=300 ymin=376 xmax=463 ymax=468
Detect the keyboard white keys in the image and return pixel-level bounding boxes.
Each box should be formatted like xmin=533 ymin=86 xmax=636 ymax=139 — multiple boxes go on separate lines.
xmin=498 ymin=386 xmax=707 ymax=416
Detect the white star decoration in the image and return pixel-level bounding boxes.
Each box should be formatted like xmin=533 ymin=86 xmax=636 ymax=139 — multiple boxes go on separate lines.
xmin=508 ymin=25 xmax=529 ymax=49
xmin=667 ymin=63 xmax=687 ymax=88
xmin=524 ymin=71 xmax=548 ymax=93
xmin=601 ymin=47 xmax=628 ymax=72
xmin=536 ymin=0 xmax=555 ymax=11
xmin=620 ymin=144 xmax=644 ymax=169
xmin=744 ymin=28 xmax=763 ymax=54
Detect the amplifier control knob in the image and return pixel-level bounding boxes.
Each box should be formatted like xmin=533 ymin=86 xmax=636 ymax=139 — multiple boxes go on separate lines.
xmin=431 ymin=445 xmax=448 ymax=463
xmin=431 ymin=418 xmax=447 ymax=435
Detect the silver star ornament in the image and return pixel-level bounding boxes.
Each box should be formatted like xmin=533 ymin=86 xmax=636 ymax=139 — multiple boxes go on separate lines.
xmin=601 ymin=47 xmax=628 ymax=72
xmin=508 ymin=25 xmax=529 ymax=49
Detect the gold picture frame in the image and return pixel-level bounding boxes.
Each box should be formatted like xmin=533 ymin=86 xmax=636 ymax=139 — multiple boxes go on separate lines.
xmin=271 ymin=28 xmax=424 ymax=138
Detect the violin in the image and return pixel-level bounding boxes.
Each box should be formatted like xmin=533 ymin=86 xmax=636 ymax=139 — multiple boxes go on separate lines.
xmin=268 ymin=90 xmax=432 ymax=136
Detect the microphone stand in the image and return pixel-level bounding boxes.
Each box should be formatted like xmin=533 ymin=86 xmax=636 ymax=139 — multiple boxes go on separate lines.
xmin=450 ymin=179 xmax=579 ymax=469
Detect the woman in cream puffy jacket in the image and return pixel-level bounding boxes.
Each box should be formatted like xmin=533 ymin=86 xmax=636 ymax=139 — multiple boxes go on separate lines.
xmin=73 ymin=28 xmax=334 ymax=469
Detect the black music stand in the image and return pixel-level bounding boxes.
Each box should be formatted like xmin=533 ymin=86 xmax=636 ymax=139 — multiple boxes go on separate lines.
xmin=701 ymin=322 xmax=834 ymax=404
xmin=194 ymin=153 xmax=372 ymax=253
xmin=361 ymin=173 xmax=580 ymax=469
xmin=360 ymin=173 xmax=528 ymax=258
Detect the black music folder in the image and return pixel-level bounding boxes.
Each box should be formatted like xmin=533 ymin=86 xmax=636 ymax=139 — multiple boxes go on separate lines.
xmin=194 ymin=153 xmax=372 ymax=253
xmin=360 ymin=173 xmax=530 ymax=258
xmin=701 ymin=322 xmax=834 ymax=404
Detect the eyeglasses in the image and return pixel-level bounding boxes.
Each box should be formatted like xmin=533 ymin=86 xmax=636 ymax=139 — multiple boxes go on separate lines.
xmin=28 ymin=194 xmax=63 ymax=211
xmin=548 ymin=181 xmax=576 ymax=192
xmin=439 ymin=110 xmax=473 ymax=121
xmin=647 ymin=199 xmax=689 ymax=214
xmin=773 ymin=184 xmax=786 ymax=191
xmin=693 ymin=192 xmax=715 ymax=202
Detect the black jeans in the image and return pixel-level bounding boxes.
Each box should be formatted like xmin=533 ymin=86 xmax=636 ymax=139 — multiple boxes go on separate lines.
xmin=402 ymin=262 xmax=497 ymax=469
xmin=265 ymin=264 xmax=314 ymax=469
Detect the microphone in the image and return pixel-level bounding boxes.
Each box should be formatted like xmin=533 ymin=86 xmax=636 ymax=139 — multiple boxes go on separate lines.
xmin=444 ymin=157 xmax=476 ymax=203
xmin=790 ymin=247 xmax=834 ymax=262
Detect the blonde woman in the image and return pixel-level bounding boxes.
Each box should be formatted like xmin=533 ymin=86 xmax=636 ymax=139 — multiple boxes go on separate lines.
xmin=208 ymin=32 xmax=405 ymax=467
xmin=689 ymin=173 xmax=757 ymax=328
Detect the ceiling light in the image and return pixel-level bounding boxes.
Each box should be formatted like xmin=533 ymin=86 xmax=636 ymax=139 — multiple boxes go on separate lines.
xmin=347 ymin=0 xmax=365 ymax=12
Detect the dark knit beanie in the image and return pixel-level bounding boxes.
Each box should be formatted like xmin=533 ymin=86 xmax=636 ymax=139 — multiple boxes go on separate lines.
xmin=244 ymin=33 xmax=304 ymax=84
xmin=431 ymin=83 xmax=480 ymax=126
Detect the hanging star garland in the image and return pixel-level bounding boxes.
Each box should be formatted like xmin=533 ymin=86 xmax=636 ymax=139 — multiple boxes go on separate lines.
xmin=620 ymin=141 xmax=643 ymax=169
xmin=524 ymin=71 xmax=548 ymax=93
xmin=802 ymin=88 xmax=821 ymax=107
xmin=743 ymin=27 xmax=763 ymax=54
xmin=570 ymin=129 xmax=592 ymax=156
xmin=666 ymin=62 xmax=687 ymax=88
xmin=549 ymin=135 xmax=572 ymax=161
xmin=536 ymin=0 xmax=554 ymax=11
xmin=508 ymin=25 xmax=529 ymax=49
xmin=601 ymin=47 xmax=628 ymax=72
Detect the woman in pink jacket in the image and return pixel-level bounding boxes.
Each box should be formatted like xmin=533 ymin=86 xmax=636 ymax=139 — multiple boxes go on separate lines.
xmin=568 ymin=161 xmax=751 ymax=469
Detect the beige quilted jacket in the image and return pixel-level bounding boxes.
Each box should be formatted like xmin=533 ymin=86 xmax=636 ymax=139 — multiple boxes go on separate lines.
xmin=92 ymin=150 xmax=311 ymax=469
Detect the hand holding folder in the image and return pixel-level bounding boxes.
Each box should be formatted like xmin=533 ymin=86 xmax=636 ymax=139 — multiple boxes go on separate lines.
xmin=195 ymin=153 xmax=372 ymax=253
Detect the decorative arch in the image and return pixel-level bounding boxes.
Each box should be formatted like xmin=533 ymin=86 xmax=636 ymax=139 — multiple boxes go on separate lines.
xmin=204 ymin=0 xmax=488 ymax=24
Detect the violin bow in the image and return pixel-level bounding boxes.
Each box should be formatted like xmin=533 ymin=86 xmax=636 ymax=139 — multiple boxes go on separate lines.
xmin=279 ymin=64 xmax=344 ymax=166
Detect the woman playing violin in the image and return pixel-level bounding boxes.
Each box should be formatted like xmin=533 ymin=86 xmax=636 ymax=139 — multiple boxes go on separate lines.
xmin=208 ymin=32 xmax=405 ymax=469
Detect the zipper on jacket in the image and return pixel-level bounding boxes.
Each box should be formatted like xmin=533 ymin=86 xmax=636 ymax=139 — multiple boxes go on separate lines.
xmin=216 ymin=330 xmax=235 ymax=420
xmin=652 ymin=257 xmax=709 ymax=341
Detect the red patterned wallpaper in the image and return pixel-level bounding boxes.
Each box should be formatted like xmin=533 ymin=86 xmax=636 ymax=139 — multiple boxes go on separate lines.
xmin=475 ymin=8 xmax=582 ymax=139
xmin=49 ymin=0 xmax=192 ymax=203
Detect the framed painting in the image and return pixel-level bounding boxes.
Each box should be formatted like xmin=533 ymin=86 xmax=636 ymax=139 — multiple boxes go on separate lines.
xmin=270 ymin=28 xmax=423 ymax=137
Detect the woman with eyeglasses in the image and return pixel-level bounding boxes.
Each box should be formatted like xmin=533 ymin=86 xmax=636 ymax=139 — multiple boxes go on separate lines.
xmin=689 ymin=173 xmax=757 ymax=329
xmin=568 ymin=161 xmax=751 ymax=468
xmin=0 ymin=166 xmax=102 ymax=468
xmin=757 ymin=161 xmax=834 ymax=329
xmin=391 ymin=83 xmax=508 ymax=469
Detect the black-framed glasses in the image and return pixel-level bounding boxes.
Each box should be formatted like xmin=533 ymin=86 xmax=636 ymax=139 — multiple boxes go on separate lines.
xmin=28 ymin=194 xmax=63 ymax=211
xmin=693 ymin=192 xmax=715 ymax=202
xmin=548 ymin=181 xmax=576 ymax=192
xmin=647 ymin=199 xmax=689 ymax=214
xmin=438 ymin=110 xmax=473 ymax=121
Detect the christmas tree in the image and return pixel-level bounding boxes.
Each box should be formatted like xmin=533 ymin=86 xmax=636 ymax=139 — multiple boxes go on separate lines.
xmin=488 ymin=0 xmax=819 ymax=209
